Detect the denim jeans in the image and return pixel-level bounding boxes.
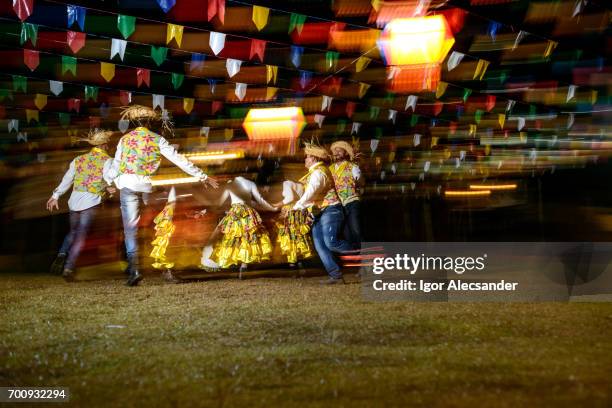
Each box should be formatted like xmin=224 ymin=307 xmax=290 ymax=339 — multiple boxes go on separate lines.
xmin=311 ymin=204 xmax=353 ymax=279
xmin=58 ymin=206 xmax=98 ymax=270
xmin=343 ymin=200 xmax=362 ymax=250
xmin=119 ymin=188 xmax=149 ymax=258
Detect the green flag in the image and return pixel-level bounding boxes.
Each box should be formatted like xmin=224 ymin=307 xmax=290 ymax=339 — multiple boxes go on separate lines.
xmin=463 ymin=88 xmax=472 ymax=102
xmin=84 ymin=85 xmax=98 ymax=102
xmin=336 ymin=119 xmax=346 ymax=134
xmin=171 ymin=73 xmax=184 ymax=89
xmin=475 ymin=109 xmax=483 ymax=124
xmin=369 ymin=106 xmax=380 ymax=119
xmin=410 ymin=114 xmax=419 ymax=127
xmin=61 ymin=56 xmax=77 ymax=76
xmin=58 ymin=112 xmax=71 ymax=127
xmin=288 ymin=13 xmax=306 ymax=34
xmin=20 ymin=23 xmax=38 ymax=46
xmin=325 ymin=51 xmax=339 ymax=71
xmin=12 ymin=75 xmax=27 ymax=93
xmin=0 ymin=89 xmax=13 ymax=100
xmin=151 ymin=46 xmax=168 ymax=66
xmin=117 ymin=15 xmax=136 ymax=39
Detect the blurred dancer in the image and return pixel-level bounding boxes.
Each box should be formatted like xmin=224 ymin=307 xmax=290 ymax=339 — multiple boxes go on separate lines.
xmin=330 ymin=141 xmax=363 ymax=249
xmin=274 ymin=180 xmax=314 ymax=276
xmin=294 ymin=142 xmax=353 ymax=284
xmin=46 ymin=130 xmax=114 ymax=281
xmin=209 ymin=176 xmax=278 ymax=278
xmin=105 ymin=105 xmax=218 ymax=286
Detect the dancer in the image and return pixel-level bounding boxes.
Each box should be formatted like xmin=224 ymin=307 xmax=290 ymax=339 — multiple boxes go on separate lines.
xmin=209 ymin=176 xmax=277 ymax=278
xmin=46 ymin=130 xmax=114 ymax=281
xmin=329 ymin=140 xmax=363 ymax=249
xmin=274 ymin=180 xmax=314 ymax=275
xmin=293 ymin=142 xmax=353 ymax=284
xmin=105 ymin=105 xmax=218 ymax=286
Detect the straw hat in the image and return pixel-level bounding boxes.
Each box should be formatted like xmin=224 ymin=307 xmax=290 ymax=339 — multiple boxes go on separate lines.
xmin=304 ymin=141 xmax=329 ymax=160
xmin=120 ymin=105 xmax=174 ymax=135
xmin=81 ymin=129 xmax=112 ymax=146
xmin=330 ymin=140 xmax=354 ymax=160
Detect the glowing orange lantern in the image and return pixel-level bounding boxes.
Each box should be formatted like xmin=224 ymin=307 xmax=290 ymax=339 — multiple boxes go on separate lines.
xmin=378 ymin=15 xmax=455 ymax=66
xmin=242 ymin=107 xmax=306 ymax=141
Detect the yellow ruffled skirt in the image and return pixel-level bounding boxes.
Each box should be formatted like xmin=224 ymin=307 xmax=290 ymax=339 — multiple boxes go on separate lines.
xmin=150 ymin=202 xmax=176 ymax=269
xmin=212 ymin=203 xmax=272 ymax=268
xmin=276 ymin=205 xmax=314 ymax=264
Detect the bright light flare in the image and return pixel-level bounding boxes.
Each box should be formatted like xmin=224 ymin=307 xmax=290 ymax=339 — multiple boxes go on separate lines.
xmin=243 ymin=107 xmax=306 ymax=141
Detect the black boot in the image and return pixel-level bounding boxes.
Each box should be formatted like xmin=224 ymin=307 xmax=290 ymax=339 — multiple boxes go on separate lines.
xmin=50 ymin=254 xmax=66 ymax=275
xmin=126 ymin=253 xmax=142 ymax=287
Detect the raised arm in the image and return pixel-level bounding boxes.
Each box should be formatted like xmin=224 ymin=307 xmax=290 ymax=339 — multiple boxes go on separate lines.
xmin=158 ymin=136 xmax=219 ymax=188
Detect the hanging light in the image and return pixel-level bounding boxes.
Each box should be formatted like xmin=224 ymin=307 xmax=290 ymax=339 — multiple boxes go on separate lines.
xmin=242 ymin=107 xmax=306 ymax=141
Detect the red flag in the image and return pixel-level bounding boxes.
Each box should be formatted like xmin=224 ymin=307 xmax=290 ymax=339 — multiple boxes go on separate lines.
xmin=68 ymin=98 xmax=81 ymax=113
xmin=433 ymin=101 xmax=443 ymax=116
xmin=13 ymin=0 xmax=34 ymax=21
xmin=67 ymin=31 xmax=86 ymax=54
xmin=23 ymin=49 xmax=39 ymax=71
xmin=207 ymin=0 xmax=225 ymax=24
xmin=346 ymin=101 xmax=356 ymax=118
xmin=89 ymin=116 xmax=101 ymax=128
xmin=249 ymin=39 xmax=266 ymax=62
xmin=485 ymin=95 xmax=496 ymax=112
xmin=119 ymin=90 xmax=131 ymax=105
xmin=136 ymin=68 xmax=150 ymax=87
xmin=449 ymin=122 xmax=457 ymax=134
xmin=327 ymin=77 xmax=343 ymax=94
xmin=211 ymin=100 xmax=223 ymax=114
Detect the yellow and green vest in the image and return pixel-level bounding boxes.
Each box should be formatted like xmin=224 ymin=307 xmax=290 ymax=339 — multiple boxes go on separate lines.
xmin=118 ymin=127 xmax=162 ymax=176
xmin=73 ymin=147 xmax=111 ymax=195
xmin=300 ymin=162 xmax=340 ymax=209
xmin=329 ymin=160 xmax=360 ymax=206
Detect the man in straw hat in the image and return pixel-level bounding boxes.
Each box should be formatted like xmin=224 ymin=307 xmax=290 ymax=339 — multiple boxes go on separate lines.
xmin=293 ymin=141 xmax=353 ymax=284
xmin=47 ymin=129 xmax=115 ymax=281
xmin=105 ymin=105 xmax=218 ymax=286
xmin=329 ymin=140 xmax=363 ymax=249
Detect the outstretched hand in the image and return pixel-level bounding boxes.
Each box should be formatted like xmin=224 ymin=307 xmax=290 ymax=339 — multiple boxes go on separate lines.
xmin=203 ymin=176 xmax=219 ymax=189
xmin=46 ymin=197 xmax=59 ymax=212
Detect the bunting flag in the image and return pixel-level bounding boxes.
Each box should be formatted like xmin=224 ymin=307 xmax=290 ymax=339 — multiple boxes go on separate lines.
xmin=13 ymin=0 xmax=34 ymax=21
xmin=226 ymin=59 xmax=242 ymax=77
xmin=183 ymin=98 xmax=194 ymax=114
xmin=100 ymin=62 xmax=115 ymax=82
xmin=252 ymin=5 xmax=269 ymax=31
xmin=266 ymin=65 xmax=278 ymax=84
xmin=8 ymin=119 xmax=19 ymax=133
xmin=290 ymin=46 xmax=303 ymax=68
xmin=20 ymin=22 xmax=37 ymax=46
xmin=16 ymin=132 xmax=27 ymax=142
xmin=351 ymin=57 xmax=370 ymax=75
xmin=207 ymin=79 xmax=218 ymax=94
xmin=23 ymin=49 xmax=39 ymax=71
xmin=151 ymin=46 xmax=168 ymax=66
xmin=190 ymin=53 xmax=205 ymax=72
xmin=405 ymin=95 xmax=418 ymax=111
xmin=370 ymin=138 xmax=379 ymax=154
xmin=475 ymin=109 xmax=483 ymax=123
xmin=351 ymin=122 xmax=361 ymax=135
xmin=120 ymin=90 xmax=131 ymax=105
xmin=314 ymin=114 xmax=325 ymax=128
xmin=110 ymin=39 xmax=127 ymax=60
xmin=171 ymin=73 xmax=184 ymax=89
xmin=358 ymin=82 xmax=370 ymax=99
xmin=136 ymin=68 xmax=150 ymax=87
xmin=200 ymin=127 xmax=210 ymax=137
xmin=209 ymin=32 xmax=226 ymax=55
xmin=157 ymin=0 xmax=176 ymax=13
xmin=13 ymin=75 xmax=27 ymax=92
xmin=68 ymin=98 xmax=80 ymax=113
xmin=388 ymin=109 xmax=397 ymax=124
xmin=327 ymin=77 xmax=343 ymax=94
xmin=224 ymin=128 xmax=234 ymax=142
xmin=414 ymin=133 xmax=421 ymax=146
xmin=299 ymin=71 xmax=312 ymax=89
xmin=544 ymin=40 xmax=557 ymax=58
xmin=337 ymin=120 xmax=347 ymax=134
xmin=485 ymin=95 xmax=496 ymax=112
xmin=463 ymin=88 xmax=472 ymax=102
xmin=325 ymin=51 xmax=339 ymax=71
xmin=370 ymin=106 xmax=380 ymax=119
xmin=410 ymin=114 xmax=419 ymax=127
xmin=322 ymin=96 xmax=333 ymax=111
xmin=61 ymin=56 xmax=77 ymax=76
xmin=117 ymin=15 xmax=136 ymax=39
xmin=34 ymin=93 xmax=47 ymax=110
xmin=289 ymin=13 xmax=306 ymax=35
xmin=447 ymin=51 xmax=464 ymax=71
xmin=116 ymin=119 xmax=128 ymax=133
xmin=66 ymin=5 xmax=86 ymax=31
xmin=433 ymin=102 xmax=443 ymax=116
xmin=250 ymin=39 xmax=266 ymax=62
xmin=49 ymin=80 xmax=62 ymax=96
xmin=513 ymin=30 xmax=526 ymax=50
xmin=84 ymin=85 xmax=98 ymax=102
xmin=67 ymin=31 xmax=86 ymax=53
xmin=166 ymin=24 xmax=184 ymax=47
xmin=152 ymin=94 xmax=165 ymax=110
xmin=58 ymin=112 xmax=70 ymax=127
xmin=235 ymin=83 xmax=247 ymax=101
xmin=469 ymin=124 xmax=477 ymax=136
xmin=435 ymin=81 xmax=448 ymax=99
xmin=346 ymin=101 xmax=356 ymax=118
xmin=517 ymin=117 xmax=525 ymax=131
xmin=567 ymin=85 xmax=577 ymax=102
xmin=567 ymin=113 xmax=575 ymax=129
xmin=498 ymin=114 xmax=505 ymax=129
xmin=488 ymin=21 xmax=501 ymax=41
xmin=473 ymin=59 xmax=490 ymax=80
xmin=211 ymin=101 xmax=223 ymax=114
xmin=26 ymin=109 xmax=39 ymax=123
xmin=506 ymin=99 xmax=516 ymax=112
xmin=208 ymin=0 xmax=225 ymax=23
xmin=266 ymin=87 xmax=278 ymax=100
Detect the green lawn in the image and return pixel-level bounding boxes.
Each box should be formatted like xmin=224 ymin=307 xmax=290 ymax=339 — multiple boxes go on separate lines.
xmin=1 ymin=273 xmax=611 ymax=407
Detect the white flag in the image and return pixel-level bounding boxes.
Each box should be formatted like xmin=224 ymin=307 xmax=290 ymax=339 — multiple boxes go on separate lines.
xmin=200 ymin=127 xmax=210 ymax=137
xmin=424 ymin=161 xmax=431 ymax=172
xmin=118 ymin=119 xmax=129 ymax=133
xmin=567 ymin=85 xmax=577 ymax=102
xmin=414 ymin=133 xmax=421 ymax=146
xmin=16 ymin=132 xmax=27 ymax=142
xmin=506 ymin=99 xmax=516 ymax=112
xmin=111 ymin=39 xmax=127 ymax=61
xmin=351 ymin=122 xmax=361 ymax=135
xmin=152 ymin=94 xmax=165 ymax=110
xmin=370 ymin=138 xmax=379 ymax=153
xmin=388 ymin=109 xmax=397 ymax=123
xmin=447 ymin=51 xmax=464 ymax=71
xmin=168 ymin=186 xmax=176 ymax=203
xmin=49 ymin=80 xmax=63 ymax=96
xmin=567 ymin=113 xmax=575 ymax=129
xmin=405 ymin=95 xmax=418 ymax=111
xmin=322 ymin=95 xmax=333 ymax=111
xmin=517 ymin=117 xmax=525 ymax=131
xmin=314 ymin=114 xmax=325 ymax=128
xmin=513 ymin=31 xmax=526 ymax=50
xmin=209 ymin=32 xmax=226 ymax=55
xmin=8 ymin=119 xmax=19 ymax=132
xmin=235 ymin=82 xmax=247 ymax=100
xmin=226 ymin=59 xmax=242 ymax=78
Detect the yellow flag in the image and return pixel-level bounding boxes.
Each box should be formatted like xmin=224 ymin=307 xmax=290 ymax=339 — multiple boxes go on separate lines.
xmin=358 ymin=82 xmax=370 ymax=99
xmin=371 ymin=0 xmax=382 ymax=12
xmin=519 ymin=132 xmax=526 ymax=143
xmin=266 ymin=87 xmax=278 ymax=100
xmin=166 ymin=24 xmax=184 ymax=47
xmin=498 ymin=114 xmax=505 ymax=129
xmin=435 ymin=81 xmax=448 ymax=99
xmin=469 ymin=124 xmax=477 ymax=136
xmin=473 ymin=59 xmax=490 ymax=80
xmin=543 ymin=40 xmax=557 ymax=58
xmin=388 ymin=151 xmax=395 ymax=162
xmin=356 ymin=56 xmax=371 ymax=73
xmin=26 ymin=109 xmax=39 ymax=123
xmin=224 ymin=128 xmax=234 ymax=142
xmin=431 ymin=137 xmax=439 ymax=147
xmin=266 ymin=65 xmax=278 ymax=84
xmin=183 ymin=98 xmax=194 ymax=114
xmin=252 ymin=6 xmax=270 ymax=31
xmin=34 ymin=94 xmax=47 ymax=110
xmin=100 ymin=62 xmax=115 ymax=82
xmin=485 ymin=145 xmax=491 ymax=155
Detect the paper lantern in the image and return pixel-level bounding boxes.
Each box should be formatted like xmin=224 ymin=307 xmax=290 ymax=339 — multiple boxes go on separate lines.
xmin=243 ymin=107 xmax=306 ymax=141
xmin=378 ymin=15 xmax=455 ymax=66
xmin=388 ymin=64 xmax=441 ymax=93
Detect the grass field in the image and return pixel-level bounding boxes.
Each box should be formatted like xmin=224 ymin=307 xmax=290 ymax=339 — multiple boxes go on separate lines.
xmin=1 ymin=272 xmax=611 ymax=407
